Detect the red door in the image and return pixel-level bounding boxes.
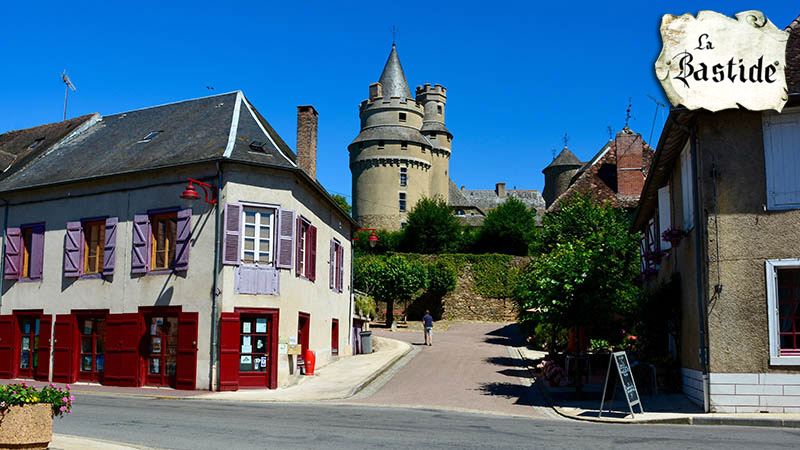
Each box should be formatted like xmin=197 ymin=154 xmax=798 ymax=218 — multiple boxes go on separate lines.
xmin=0 ymin=315 xmax=16 ymax=379
xmin=219 ymin=312 xmax=240 ymax=391
xmin=77 ymin=315 xmax=107 ymax=383
xmin=175 ymin=312 xmax=198 ymax=390
xmin=35 ymin=315 xmax=52 ymax=381
xmin=297 ymin=313 xmax=310 ymax=370
xmin=105 ymin=313 xmax=142 ymax=387
xmin=331 ymin=319 xmax=339 ymax=357
xmin=144 ymin=313 xmax=179 ymax=387
xmin=237 ymin=314 xmax=272 ymax=388
xmin=17 ymin=315 xmax=41 ymax=379
xmin=53 ymin=315 xmax=77 ymax=383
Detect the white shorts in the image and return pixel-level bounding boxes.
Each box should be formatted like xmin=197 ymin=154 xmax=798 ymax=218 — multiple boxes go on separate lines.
xmin=425 ymin=327 xmax=433 ymax=335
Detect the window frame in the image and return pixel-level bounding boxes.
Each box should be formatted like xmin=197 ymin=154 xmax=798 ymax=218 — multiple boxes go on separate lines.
xmin=240 ymin=204 xmax=276 ymax=266
xmin=18 ymin=223 xmax=44 ymax=281
xmin=399 ymin=112 xmax=407 ymax=122
xmin=766 ymin=259 xmax=800 ymax=365
xmin=295 ymin=215 xmax=315 ymax=281
xmin=399 ymin=192 xmax=407 ymax=212
xmin=400 ymin=167 xmax=408 ymax=187
xmin=82 ymin=219 xmax=106 ymax=276
xmin=150 ymin=212 xmax=178 ymax=271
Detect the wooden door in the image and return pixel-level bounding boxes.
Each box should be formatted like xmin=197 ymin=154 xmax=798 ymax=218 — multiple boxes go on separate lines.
xmin=238 ymin=314 xmax=271 ymax=388
xmin=77 ymin=315 xmax=107 ymax=383
xmin=219 ymin=312 xmax=240 ymax=391
xmin=17 ymin=315 xmax=40 ymax=379
xmin=34 ymin=315 xmax=51 ymax=381
xmin=331 ymin=319 xmax=339 ymax=357
xmin=175 ymin=312 xmax=198 ymax=390
xmin=105 ymin=313 xmax=142 ymax=387
xmin=53 ymin=315 xmax=77 ymax=383
xmin=297 ymin=313 xmax=310 ymax=370
xmin=144 ymin=314 xmax=179 ymax=387
xmin=0 ymin=315 xmax=15 ymax=378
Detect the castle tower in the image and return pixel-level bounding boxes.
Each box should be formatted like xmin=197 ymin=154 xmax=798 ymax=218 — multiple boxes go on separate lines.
xmin=542 ymin=147 xmax=582 ymax=207
xmin=349 ymin=44 xmax=452 ymax=230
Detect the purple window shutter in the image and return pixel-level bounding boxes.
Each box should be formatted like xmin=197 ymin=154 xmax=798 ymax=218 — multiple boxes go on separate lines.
xmin=337 ymin=245 xmax=345 ymax=293
xmin=132 ymin=214 xmax=150 ymax=274
xmin=275 ymin=209 xmax=295 ymax=269
xmin=29 ymin=224 xmax=45 ymax=280
xmin=295 ymin=218 xmax=303 ymax=277
xmin=174 ymin=208 xmax=192 ymax=271
xmin=4 ymin=227 xmax=21 ymax=280
xmin=268 ymin=267 xmax=279 ymax=295
xmin=256 ymin=267 xmax=268 ymax=294
xmin=102 ymin=217 xmax=118 ymax=276
xmin=329 ymin=240 xmax=335 ymax=290
xmin=64 ymin=221 xmax=83 ymax=278
xmin=223 ymin=203 xmax=242 ymax=266
xmin=308 ymin=225 xmax=317 ymax=281
xmin=236 ymin=265 xmax=257 ymax=294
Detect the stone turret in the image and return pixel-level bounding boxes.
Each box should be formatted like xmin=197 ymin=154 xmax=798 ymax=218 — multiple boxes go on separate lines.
xmin=416 ymin=83 xmax=452 ymax=203
xmin=542 ymin=147 xmax=582 ymax=207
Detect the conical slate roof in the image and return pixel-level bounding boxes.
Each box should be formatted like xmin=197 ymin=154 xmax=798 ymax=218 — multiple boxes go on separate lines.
xmin=378 ymin=44 xmax=412 ymax=99
xmin=543 ymin=147 xmax=582 ymax=171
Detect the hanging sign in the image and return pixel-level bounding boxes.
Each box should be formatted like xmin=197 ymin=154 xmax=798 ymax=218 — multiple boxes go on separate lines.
xmin=655 ymin=10 xmax=789 ymax=112
xmin=599 ymin=351 xmax=644 ymax=418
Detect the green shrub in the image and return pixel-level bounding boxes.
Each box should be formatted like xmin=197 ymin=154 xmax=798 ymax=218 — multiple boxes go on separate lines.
xmin=355 ymin=294 xmax=377 ymax=319
xmin=475 ymin=197 xmax=538 ymax=256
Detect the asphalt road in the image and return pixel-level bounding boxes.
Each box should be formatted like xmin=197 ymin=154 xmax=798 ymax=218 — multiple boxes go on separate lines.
xmin=55 ymin=394 xmax=800 ymax=449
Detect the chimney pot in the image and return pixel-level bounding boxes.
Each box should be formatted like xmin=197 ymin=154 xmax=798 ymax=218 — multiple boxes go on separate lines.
xmin=297 ymin=105 xmax=318 ymax=179
xmin=615 ymin=131 xmax=644 ymax=197
xmin=369 ymin=82 xmax=382 ymax=100
xmin=496 ymin=182 xmax=506 ymax=198
xmin=460 ymin=186 xmax=465 ymax=191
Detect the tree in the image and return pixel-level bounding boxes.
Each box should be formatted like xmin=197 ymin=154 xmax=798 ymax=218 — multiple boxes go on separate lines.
xmin=514 ymin=193 xmax=640 ymax=394
xmin=400 ymin=196 xmax=462 ymax=254
xmin=475 ymin=197 xmax=537 ymax=255
xmin=353 ymin=255 xmax=427 ymax=325
xmin=331 ymin=194 xmax=352 ymax=216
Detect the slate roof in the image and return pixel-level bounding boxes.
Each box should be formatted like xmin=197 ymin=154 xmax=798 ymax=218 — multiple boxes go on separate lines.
xmin=378 ymin=44 xmax=413 ymax=99
xmin=448 ymin=178 xmax=475 ymax=209
xmin=460 ymin=188 xmax=545 ymax=211
xmin=0 ymin=91 xmax=298 ymax=193
xmin=349 ymin=125 xmax=432 ymax=148
xmin=0 ymin=114 xmax=96 ymax=176
xmin=543 ymin=147 xmax=582 ymax=171
xmin=787 ymin=14 xmax=800 ymax=95
xmin=421 ymin=121 xmax=452 ymax=136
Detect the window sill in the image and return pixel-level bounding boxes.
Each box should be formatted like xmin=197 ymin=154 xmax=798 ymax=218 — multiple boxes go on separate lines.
xmin=15 ymin=277 xmax=43 ymax=283
xmin=79 ymin=273 xmax=105 ymax=280
xmin=145 ymin=269 xmax=184 ymax=276
xmin=770 ymin=355 xmax=800 ymax=366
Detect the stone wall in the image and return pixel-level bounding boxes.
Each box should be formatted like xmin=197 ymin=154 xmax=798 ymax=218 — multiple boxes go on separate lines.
xmin=440 ymin=264 xmax=517 ymax=321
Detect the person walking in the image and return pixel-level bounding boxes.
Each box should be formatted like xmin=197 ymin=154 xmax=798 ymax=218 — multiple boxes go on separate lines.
xmin=422 ymin=310 xmax=434 ymax=346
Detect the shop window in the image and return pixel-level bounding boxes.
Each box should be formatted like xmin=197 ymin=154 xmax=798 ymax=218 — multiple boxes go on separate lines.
xmin=131 ymin=209 xmax=191 ymax=274
xmin=766 ymin=259 xmax=800 ymax=365
xmin=18 ymin=317 xmax=40 ymax=376
xmin=239 ymin=317 xmax=270 ymax=373
xmin=79 ymin=317 xmax=106 ymax=380
xmin=399 ymin=193 xmax=407 ymax=212
xmin=4 ymin=223 xmax=44 ymax=281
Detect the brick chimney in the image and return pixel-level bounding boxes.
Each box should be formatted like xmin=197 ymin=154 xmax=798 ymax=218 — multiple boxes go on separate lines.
xmin=495 ymin=182 xmax=506 ymax=198
xmin=296 ymin=105 xmax=318 ymax=179
xmin=615 ymin=127 xmax=644 ymax=197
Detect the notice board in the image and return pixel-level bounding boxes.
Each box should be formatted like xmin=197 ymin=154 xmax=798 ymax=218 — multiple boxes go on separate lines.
xmin=599 ymin=351 xmax=644 ymax=418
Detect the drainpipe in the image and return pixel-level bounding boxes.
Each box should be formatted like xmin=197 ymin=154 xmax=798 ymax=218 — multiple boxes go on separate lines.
xmin=689 ymin=127 xmax=710 ymax=412
xmin=0 ymin=198 xmax=8 ymax=310
xmin=210 ymin=162 xmax=223 ymax=390
xmin=348 ymin=229 xmax=354 ymax=352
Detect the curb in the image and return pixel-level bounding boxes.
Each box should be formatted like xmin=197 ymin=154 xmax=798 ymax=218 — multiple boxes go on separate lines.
xmin=516 ymin=348 xmax=800 ymax=429
xmin=343 ymin=338 xmax=414 ymax=399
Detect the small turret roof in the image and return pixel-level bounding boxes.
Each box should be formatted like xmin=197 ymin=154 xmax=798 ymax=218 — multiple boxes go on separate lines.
xmin=543 ymin=147 xmax=582 ymax=171
xmin=378 ymin=44 xmax=412 ymax=99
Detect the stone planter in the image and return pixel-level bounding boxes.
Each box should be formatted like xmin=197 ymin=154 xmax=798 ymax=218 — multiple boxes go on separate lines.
xmin=0 ymin=404 xmax=53 ymax=450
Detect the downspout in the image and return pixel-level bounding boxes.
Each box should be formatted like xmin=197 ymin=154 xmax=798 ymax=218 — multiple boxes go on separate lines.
xmin=348 ymin=229 xmax=354 ymax=352
xmin=689 ymin=127 xmax=710 ymax=412
xmin=210 ymin=162 xmax=223 ymax=390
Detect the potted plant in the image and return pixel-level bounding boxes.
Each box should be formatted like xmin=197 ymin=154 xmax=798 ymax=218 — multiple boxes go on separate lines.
xmin=0 ymin=382 xmax=73 ymax=450
xmin=644 ymin=249 xmax=668 ymax=265
xmin=661 ymin=227 xmax=688 ymax=248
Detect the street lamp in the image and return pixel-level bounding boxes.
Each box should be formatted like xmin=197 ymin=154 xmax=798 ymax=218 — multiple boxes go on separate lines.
xmin=180 ymin=178 xmax=217 ymax=204
xmin=354 ymin=228 xmax=379 ymax=248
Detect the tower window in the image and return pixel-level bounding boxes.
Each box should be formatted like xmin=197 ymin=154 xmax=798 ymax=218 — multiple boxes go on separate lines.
xmin=437 ymin=105 xmax=442 ymax=115
xmin=399 ymin=193 xmax=407 ymax=212
xmin=401 ymin=141 xmax=408 ymax=150
xmin=400 ymin=167 xmax=407 ymax=186
xmin=378 ymin=140 xmax=385 ymax=149
xmin=421 ymin=146 xmax=426 ymax=154
xmin=399 ymin=112 xmax=407 ymax=122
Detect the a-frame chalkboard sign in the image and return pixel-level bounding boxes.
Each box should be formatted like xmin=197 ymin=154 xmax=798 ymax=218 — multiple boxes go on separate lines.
xmin=599 ymin=351 xmax=644 ymax=418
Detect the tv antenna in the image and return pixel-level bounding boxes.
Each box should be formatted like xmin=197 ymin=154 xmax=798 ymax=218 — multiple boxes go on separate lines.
xmin=647 ymin=94 xmax=666 ymax=146
xmin=624 ymin=97 xmax=633 ymax=129
xmin=62 ymin=70 xmax=76 ymax=120
xmin=607 ymin=126 xmax=614 ymax=140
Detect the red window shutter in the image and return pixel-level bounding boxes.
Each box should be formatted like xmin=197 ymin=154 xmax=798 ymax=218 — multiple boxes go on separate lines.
xmin=131 ymin=215 xmax=150 ymax=274
xmin=337 ymin=245 xmax=345 ymax=293
xmin=28 ymin=224 xmax=45 ymax=280
xmin=104 ymin=313 xmax=142 ymax=387
xmin=219 ymin=312 xmax=240 ymax=391
xmin=64 ymin=221 xmax=83 ymax=278
xmin=4 ymin=227 xmax=21 ymax=280
xmin=103 ymin=217 xmax=118 ymax=276
xmin=176 ymin=312 xmax=198 ymax=390
xmin=329 ymin=240 xmax=335 ymax=290
xmin=35 ymin=315 xmax=52 ymax=381
xmin=295 ymin=218 xmax=303 ymax=277
xmin=0 ymin=314 xmax=15 ymax=378
xmin=52 ymin=314 xmax=77 ymax=383
xmin=174 ymin=208 xmax=192 ymax=271
xmin=223 ymin=203 xmax=242 ymax=265
xmin=308 ymin=225 xmax=317 ymax=281
xmin=275 ymin=209 xmax=295 ymax=269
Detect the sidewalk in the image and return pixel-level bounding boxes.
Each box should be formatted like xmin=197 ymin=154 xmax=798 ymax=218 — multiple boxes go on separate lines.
xmin=49 ymin=434 xmax=157 ymax=450
xmin=516 ymin=346 xmax=800 ymax=428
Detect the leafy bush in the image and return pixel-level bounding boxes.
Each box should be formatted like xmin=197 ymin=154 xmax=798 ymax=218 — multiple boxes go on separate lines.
xmin=0 ymin=382 xmax=74 ymax=417
xmin=400 ymin=196 xmax=462 ymax=254
xmin=354 ymin=294 xmax=377 ymax=319
xmin=353 ymin=255 xmax=427 ymax=324
xmin=475 ymin=197 xmax=537 ymax=255
xmin=589 ymin=339 xmax=611 ymax=353
xmin=426 ymin=260 xmax=457 ymax=296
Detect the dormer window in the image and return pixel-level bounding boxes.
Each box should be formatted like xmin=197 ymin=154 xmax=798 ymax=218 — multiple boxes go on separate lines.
xmin=28 ymin=137 xmax=45 ymax=150
xmin=399 ymin=112 xmax=407 ymax=122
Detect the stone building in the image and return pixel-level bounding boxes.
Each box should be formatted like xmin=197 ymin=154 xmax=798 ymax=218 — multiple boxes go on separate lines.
xmin=349 ymin=44 xmax=452 ymax=230
xmin=632 ymin=14 xmax=800 ymax=413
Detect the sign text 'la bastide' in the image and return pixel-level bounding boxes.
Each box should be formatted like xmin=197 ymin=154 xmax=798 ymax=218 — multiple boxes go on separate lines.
xmin=655 ymin=10 xmax=789 ymax=112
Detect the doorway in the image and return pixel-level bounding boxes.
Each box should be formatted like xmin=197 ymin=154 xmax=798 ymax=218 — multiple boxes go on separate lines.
xmin=238 ymin=314 xmax=273 ymax=387
xmin=77 ymin=315 xmax=106 ymax=383
xmin=17 ymin=316 xmax=40 ymax=379
xmin=144 ymin=313 xmax=179 ymax=387
xmin=331 ymin=319 xmax=339 ymax=357
xmin=297 ymin=312 xmax=310 ymax=370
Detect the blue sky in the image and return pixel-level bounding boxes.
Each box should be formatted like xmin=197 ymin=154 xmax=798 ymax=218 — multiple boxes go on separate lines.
xmin=1 ymin=2 xmax=797 ymax=203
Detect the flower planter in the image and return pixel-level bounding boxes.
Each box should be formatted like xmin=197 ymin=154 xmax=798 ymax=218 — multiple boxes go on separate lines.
xmin=0 ymin=403 xmax=53 ymax=450
xmin=670 ymin=237 xmax=682 ymax=248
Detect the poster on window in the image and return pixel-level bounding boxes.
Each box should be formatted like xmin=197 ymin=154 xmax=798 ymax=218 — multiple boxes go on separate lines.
xmin=84 ymin=321 xmax=93 ymax=335
xmin=152 ymin=337 xmax=162 ymax=353
xmin=150 ymin=358 xmax=160 ymax=374
xmin=256 ymin=318 xmax=267 ymax=333
xmin=242 ymin=322 xmax=251 ymax=334
xmin=96 ymin=355 xmax=104 ymax=372
xmin=21 ymin=336 xmax=30 ymax=351
xmin=279 ymin=344 xmax=288 ymax=355
xmin=255 ymin=336 xmax=266 ymax=351
xmin=240 ymin=355 xmax=252 ymax=371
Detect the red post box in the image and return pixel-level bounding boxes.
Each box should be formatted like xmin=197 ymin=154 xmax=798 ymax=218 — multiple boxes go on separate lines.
xmin=304 ymin=350 xmax=316 ymax=376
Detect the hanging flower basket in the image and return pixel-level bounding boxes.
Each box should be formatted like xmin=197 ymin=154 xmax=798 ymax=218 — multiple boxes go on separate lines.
xmin=662 ymin=227 xmax=688 ymax=248
xmin=644 ymin=249 xmax=668 ymax=265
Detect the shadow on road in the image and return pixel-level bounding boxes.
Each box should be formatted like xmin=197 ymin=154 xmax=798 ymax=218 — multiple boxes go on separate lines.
xmin=475 ymin=382 xmax=537 ymax=406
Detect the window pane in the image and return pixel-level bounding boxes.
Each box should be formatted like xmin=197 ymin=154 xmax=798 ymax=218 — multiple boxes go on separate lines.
xmin=96 ymin=355 xmax=104 ymax=372
xmin=259 ymin=226 xmax=271 ymax=239
xmin=82 ymin=356 xmax=93 ymax=371
xmin=82 ymin=337 xmax=93 ymax=353
xmin=244 ymin=211 xmax=256 ymax=224
xmin=244 ymin=239 xmax=255 ymax=251
xmin=260 ymin=211 xmax=273 ymax=225
xmin=244 ymin=225 xmax=255 ymax=238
